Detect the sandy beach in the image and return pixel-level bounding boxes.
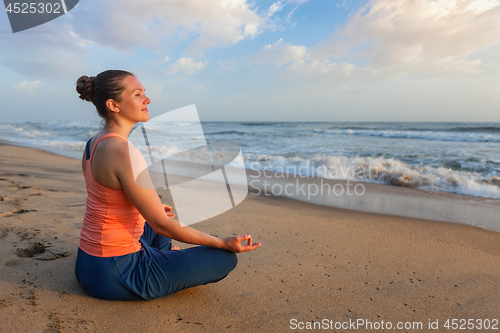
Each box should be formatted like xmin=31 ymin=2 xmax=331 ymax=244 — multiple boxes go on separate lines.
xmin=0 ymin=141 xmax=499 ymax=332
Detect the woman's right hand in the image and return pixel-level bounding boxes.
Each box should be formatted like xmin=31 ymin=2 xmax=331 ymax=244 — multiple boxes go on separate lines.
xmin=163 ymin=204 xmax=175 ymax=219
xmin=221 ymin=234 xmax=261 ymax=253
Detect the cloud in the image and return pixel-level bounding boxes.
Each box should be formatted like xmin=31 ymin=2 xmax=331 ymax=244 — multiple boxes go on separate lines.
xmin=336 ymin=0 xmax=353 ymax=9
xmin=69 ymin=30 xmax=94 ymax=47
xmin=247 ymin=0 xmax=500 ymax=82
xmin=71 ymin=0 xmax=266 ymax=57
xmin=267 ymin=1 xmax=286 ymax=17
xmin=263 ymin=0 xmax=311 ymax=26
xmin=0 ymin=0 xmax=268 ymax=79
xmin=247 ymin=38 xmax=357 ymax=78
xmin=247 ymin=38 xmax=307 ymax=68
xmin=288 ymin=60 xmax=357 ymax=77
xmin=284 ymin=0 xmax=311 ymax=22
xmin=0 ymin=22 xmax=91 ymax=79
xmin=13 ymin=80 xmax=42 ymax=93
xmin=167 ymin=57 xmax=207 ymax=76
xmin=310 ymin=0 xmax=500 ymax=76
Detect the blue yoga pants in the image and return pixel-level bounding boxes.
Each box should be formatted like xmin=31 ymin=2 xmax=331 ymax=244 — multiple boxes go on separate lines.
xmin=74 ymin=222 xmax=238 ymax=301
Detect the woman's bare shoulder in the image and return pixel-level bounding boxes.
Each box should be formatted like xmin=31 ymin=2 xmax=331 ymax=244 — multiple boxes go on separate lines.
xmin=93 ymin=136 xmax=130 ymax=160
xmin=91 ymin=136 xmax=132 ymax=189
xmin=96 ymin=137 xmax=146 ymax=172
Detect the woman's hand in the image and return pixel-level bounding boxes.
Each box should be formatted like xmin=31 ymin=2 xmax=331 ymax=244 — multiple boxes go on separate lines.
xmin=221 ymin=234 xmax=261 ymax=253
xmin=163 ymin=204 xmax=175 ymax=219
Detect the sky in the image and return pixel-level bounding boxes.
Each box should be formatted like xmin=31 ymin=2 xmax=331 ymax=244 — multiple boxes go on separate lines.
xmin=0 ymin=0 xmax=499 ymax=123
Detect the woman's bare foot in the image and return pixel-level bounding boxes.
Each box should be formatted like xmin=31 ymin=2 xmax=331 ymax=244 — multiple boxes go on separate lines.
xmin=171 ymin=246 xmax=179 ymax=250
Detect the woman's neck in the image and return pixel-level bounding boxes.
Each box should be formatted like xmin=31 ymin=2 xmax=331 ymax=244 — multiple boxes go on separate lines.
xmin=102 ymin=119 xmax=136 ymax=138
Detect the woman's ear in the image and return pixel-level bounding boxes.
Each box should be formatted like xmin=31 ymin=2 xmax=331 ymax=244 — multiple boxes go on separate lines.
xmin=106 ymin=99 xmax=120 ymax=114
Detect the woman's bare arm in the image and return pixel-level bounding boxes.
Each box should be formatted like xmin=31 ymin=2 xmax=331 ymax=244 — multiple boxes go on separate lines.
xmin=111 ymin=140 xmax=260 ymax=253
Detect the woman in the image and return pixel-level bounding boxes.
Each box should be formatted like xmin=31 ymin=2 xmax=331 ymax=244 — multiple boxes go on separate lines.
xmin=74 ymin=70 xmax=260 ymax=301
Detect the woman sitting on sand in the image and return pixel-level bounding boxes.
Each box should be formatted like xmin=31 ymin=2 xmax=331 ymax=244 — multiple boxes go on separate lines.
xmin=74 ymin=70 xmax=260 ymax=301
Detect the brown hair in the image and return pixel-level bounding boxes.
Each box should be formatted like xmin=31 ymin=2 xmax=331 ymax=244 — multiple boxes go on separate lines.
xmin=76 ymin=70 xmax=134 ymax=120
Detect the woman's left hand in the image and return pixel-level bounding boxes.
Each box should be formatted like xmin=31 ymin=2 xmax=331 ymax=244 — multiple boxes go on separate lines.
xmin=221 ymin=234 xmax=261 ymax=253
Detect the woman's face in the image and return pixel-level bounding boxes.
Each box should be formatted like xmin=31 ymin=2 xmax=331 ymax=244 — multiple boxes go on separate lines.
xmin=115 ymin=75 xmax=151 ymax=123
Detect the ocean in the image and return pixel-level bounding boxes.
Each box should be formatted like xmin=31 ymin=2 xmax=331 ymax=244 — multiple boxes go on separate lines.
xmin=1 ymin=121 xmax=499 ymax=199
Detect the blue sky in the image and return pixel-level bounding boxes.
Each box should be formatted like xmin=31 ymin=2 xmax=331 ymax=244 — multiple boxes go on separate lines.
xmin=0 ymin=0 xmax=499 ymax=122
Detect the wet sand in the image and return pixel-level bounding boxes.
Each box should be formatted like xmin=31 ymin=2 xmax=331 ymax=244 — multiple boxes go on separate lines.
xmin=246 ymin=169 xmax=500 ymax=232
xmin=0 ymin=142 xmax=499 ymax=332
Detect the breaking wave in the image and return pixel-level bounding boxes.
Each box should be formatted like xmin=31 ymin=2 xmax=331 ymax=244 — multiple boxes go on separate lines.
xmin=245 ymin=154 xmax=500 ymax=199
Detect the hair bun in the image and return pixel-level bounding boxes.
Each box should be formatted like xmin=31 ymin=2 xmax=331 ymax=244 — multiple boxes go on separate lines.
xmin=76 ymin=75 xmax=95 ymax=102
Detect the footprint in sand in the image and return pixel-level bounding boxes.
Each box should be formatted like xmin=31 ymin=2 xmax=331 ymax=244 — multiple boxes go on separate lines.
xmin=1 ymin=209 xmax=36 ymax=217
xmin=34 ymin=246 xmax=72 ymax=260
xmin=1 ymin=228 xmax=71 ymax=265
xmin=15 ymin=242 xmax=72 ymax=260
xmin=16 ymin=242 xmax=46 ymax=258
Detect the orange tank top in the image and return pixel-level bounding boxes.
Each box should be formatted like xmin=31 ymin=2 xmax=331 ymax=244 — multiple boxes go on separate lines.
xmin=79 ymin=133 xmax=145 ymax=257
